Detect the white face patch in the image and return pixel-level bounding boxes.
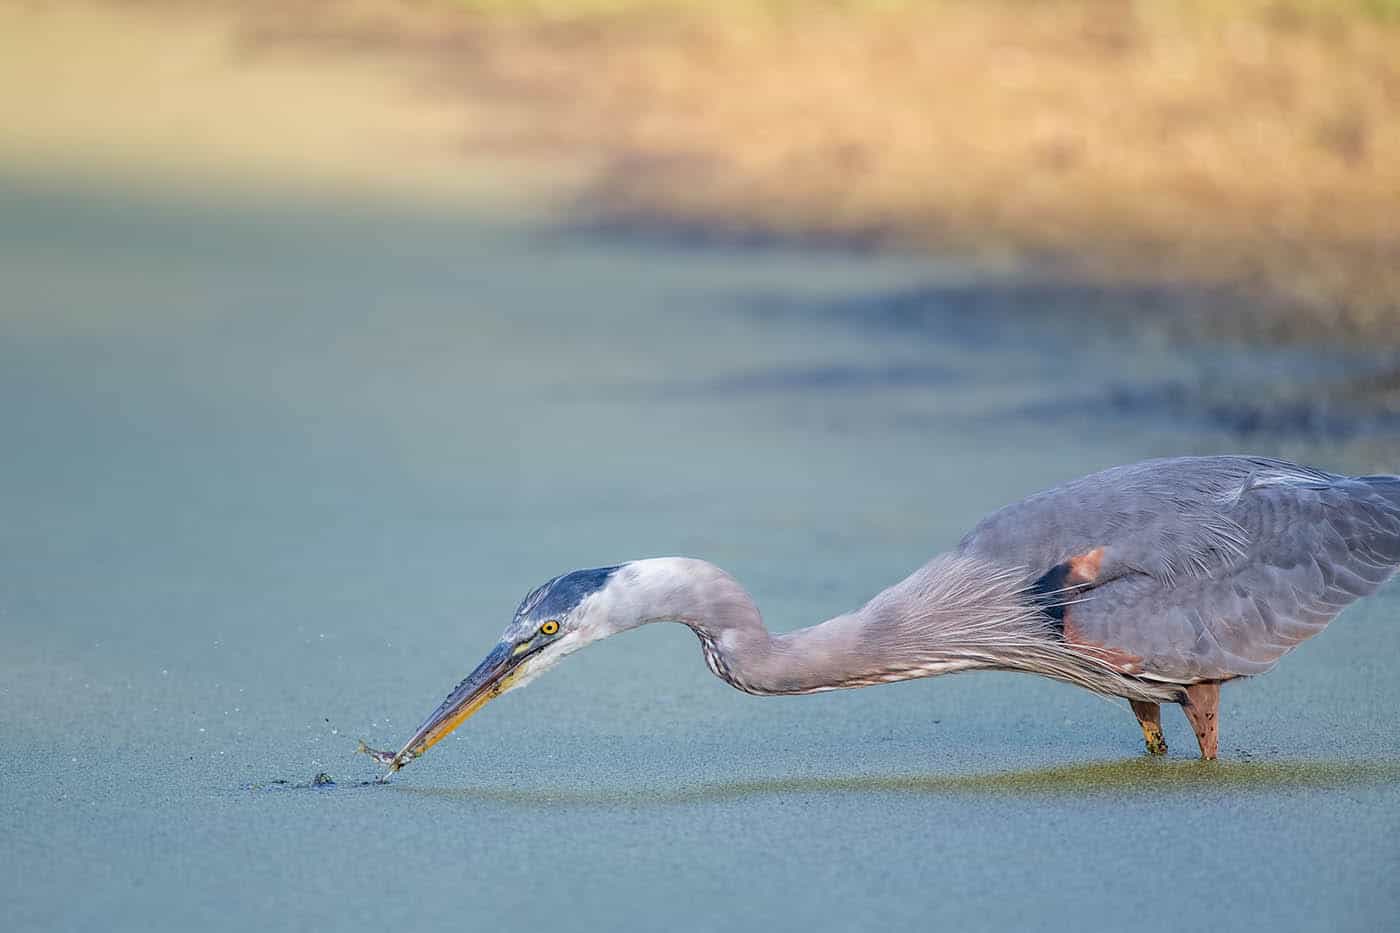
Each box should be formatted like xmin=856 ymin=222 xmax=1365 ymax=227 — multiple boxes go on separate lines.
xmin=502 ymin=629 xmax=590 ymax=693
xmin=497 ymin=557 xmax=714 ymax=695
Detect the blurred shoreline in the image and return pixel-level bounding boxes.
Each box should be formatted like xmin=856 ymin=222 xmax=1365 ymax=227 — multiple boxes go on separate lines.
xmin=5 ymin=0 xmax=1399 ymax=347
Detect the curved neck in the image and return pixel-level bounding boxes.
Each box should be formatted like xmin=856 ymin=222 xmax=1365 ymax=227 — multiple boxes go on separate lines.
xmin=606 ymin=559 xmax=771 ymax=690
xmin=610 ymin=557 xmax=988 ymax=696
xmin=610 ymin=554 xmax=1154 ymax=698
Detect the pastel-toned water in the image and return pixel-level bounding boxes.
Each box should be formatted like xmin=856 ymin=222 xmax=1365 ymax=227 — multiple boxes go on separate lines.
xmin=3 ymin=177 xmax=1397 ymax=932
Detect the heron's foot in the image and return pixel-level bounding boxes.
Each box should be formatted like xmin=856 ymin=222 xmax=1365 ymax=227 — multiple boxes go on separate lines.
xmin=1142 ymin=723 xmax=1168 ymax=756
xmin=1181 ymin=682 xmax=1221 ymax=761
xmin=1129 ymin=699 xmax=1167 ymax=757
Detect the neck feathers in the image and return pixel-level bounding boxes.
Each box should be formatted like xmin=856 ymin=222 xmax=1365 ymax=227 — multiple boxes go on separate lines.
xmin=608 ymin=555 xmax=1175 ymax=701
xmin=605 ymin=558 xmax=770 ymax=690
xmin=753 ymin=555 xmax=1040 ymax=694
xmin=607 ymin=555 xmax=1032 ymax=696
xmin=769 ymin=554 xmax=1178 ymax=700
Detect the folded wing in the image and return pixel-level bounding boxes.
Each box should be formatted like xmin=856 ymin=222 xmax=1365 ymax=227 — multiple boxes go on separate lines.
xmin=960 ymin=457 xmax=1400 ymax=682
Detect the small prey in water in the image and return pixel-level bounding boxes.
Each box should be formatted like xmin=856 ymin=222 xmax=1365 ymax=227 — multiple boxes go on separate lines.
xmin=362 ymin=639 xmax=518 ymax=779
xmin=356 ymin=739 xmax=418 ymax=781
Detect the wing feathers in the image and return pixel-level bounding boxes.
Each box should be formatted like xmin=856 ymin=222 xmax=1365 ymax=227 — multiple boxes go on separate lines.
xmin=961 ymin=457 xmax=1400 ymax=683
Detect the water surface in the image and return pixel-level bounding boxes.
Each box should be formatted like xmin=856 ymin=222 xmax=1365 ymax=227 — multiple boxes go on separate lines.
xmin=2 ymin=177 xmax=1397 ymax=932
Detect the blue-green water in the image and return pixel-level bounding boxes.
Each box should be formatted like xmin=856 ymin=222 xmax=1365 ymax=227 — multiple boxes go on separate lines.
xmin=2 ymin=178 xmax=1398 ymax=932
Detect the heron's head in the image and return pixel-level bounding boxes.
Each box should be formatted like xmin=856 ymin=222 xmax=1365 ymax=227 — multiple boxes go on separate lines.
xmin=385 ymin=565 xmax=624 ymax=771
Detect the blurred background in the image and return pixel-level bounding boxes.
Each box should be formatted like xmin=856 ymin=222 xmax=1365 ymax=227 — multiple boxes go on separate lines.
xmin=3 ymin=2 xmax=1399 ymax=932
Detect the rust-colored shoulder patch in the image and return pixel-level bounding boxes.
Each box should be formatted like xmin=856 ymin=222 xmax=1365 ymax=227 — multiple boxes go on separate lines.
xmin=1065 ymin=547 xmax=1105 ymax=585
xmin=1030 ymin=546 xmax=1108 ymax=626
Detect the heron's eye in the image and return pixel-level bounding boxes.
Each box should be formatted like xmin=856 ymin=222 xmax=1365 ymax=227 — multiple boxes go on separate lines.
xmin=540 ymin=620 xmax=560 ymax=636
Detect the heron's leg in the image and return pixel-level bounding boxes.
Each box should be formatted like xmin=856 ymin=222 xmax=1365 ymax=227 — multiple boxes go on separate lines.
xmin=1129 ymin=700 xmax=1167 ymax=755
xmin=1180 ymin=682 xmax=1220 ymax=760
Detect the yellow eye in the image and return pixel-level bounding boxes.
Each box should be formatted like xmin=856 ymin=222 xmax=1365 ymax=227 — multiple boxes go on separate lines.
xmin=540 ymin=620 xmax=560 ymax=636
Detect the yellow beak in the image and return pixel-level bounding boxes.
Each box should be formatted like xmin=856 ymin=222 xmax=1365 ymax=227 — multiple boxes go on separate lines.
xmin=384 ymin=640 xmax=522 ymax=774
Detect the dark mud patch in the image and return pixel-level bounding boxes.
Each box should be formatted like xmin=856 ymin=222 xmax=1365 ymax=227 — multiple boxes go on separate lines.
xmin=722 ymin=276 xmax=1400 ymax=448
xmin=1018 ymin=379 xmax=1400 ymax=442
xmin=737 ymin=277 xmax=1269 ymax=349
xmin=643 ymin=361 xmax=960 ymax=399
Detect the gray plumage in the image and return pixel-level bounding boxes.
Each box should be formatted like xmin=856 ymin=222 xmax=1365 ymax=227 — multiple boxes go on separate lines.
xmin=959 ymin=456 xmax=1400 ymax=684
xmin=382 ymin=455 xmax=1400 ymax=773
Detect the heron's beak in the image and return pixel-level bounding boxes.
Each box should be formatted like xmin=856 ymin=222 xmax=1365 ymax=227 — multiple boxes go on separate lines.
xmin=383 ymin=640 xmax=524 ymax=775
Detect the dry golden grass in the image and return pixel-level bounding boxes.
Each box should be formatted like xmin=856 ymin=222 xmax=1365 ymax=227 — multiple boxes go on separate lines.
xmin=441 ymin=1 xmax=1400 ymax=342
xmin=6 ymin=1 xmax=1400 ymax=342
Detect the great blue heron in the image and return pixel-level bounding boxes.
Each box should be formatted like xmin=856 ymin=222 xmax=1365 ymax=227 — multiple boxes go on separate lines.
xmin=372 ymin=455 xmax=1400 ymax=774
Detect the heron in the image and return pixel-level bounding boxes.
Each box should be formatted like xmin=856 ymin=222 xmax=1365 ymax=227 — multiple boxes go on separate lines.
xmin=372 ymin=455 xmax=1400 ymax=775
